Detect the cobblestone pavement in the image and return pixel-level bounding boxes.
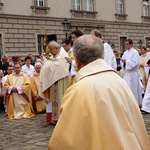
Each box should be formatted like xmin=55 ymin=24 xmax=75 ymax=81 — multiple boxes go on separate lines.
xmin=0 ymin=111 xmax=150 ymax=150
xmin=0 ymin=111 xmax=54 ymax=150
xmin=143 ymin=113 xmax=150 ymax=139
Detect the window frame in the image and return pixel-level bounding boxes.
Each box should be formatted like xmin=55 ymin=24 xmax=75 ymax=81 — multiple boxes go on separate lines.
xmin=31 ymin=0 xmax=50 ymax=16
xmin=34 ymin=0 xmax=44 ymax=7
xmin=37 ymin=34 xmax=45 ymax=55
xmin=71 ymin=0 xmax=97 ymax=19
xmin=37 ymin=34 xmax=57 ymax=55
xmin=73 ymin=0 xmax=81 ymax=10
xmin=0 ymin=34 xmax=2 ymax=56
xmin=84 ymin=0 xmax=94 ymax=11
xmin=72 ymin=0 xmax=94 ymax=11
xmin=143 ymin=0 xmax=149 ymax=16
xmin=119 ymin=36 xmax=128 ymax=53
xmin=145 ymin=37 xmax=150 ymax=48
xmin=0 ymin=32 xmax=4 ymax=57
xmin=116 ymin=0 xmax=124 ymax=14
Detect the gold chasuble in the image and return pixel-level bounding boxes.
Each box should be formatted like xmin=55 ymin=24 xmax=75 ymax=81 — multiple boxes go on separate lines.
xmin=30 ymin=73 xmax=46 ymax=112
xmin=4 ymin=73 xmax=34 ymax=119
xmin=139 ymin=52 xmax=148 ymax=90
xmin=67 ymin=50 xmax=73 ymax=59
xmin=48 ymin=59 xmax=150 ymax=150
xmin=39 ymin=48 xmax=69 ymax=121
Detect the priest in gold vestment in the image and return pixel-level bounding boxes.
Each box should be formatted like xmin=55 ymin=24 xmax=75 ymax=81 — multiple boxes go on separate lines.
xmin=48 ymin=35 xmax=150 ymax=150
xmin=139 ymin=47 xmax=148 ymax=91
xmin=39 ymin=41 xmax=69 ymax=125
xmin=4 ymin=63 xmax=34 ymax=119
xmin=30 ymin=62 xmax=46 ymax=113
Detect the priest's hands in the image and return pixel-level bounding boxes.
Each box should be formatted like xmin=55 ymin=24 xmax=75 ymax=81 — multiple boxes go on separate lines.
xmin=65 ymin=57 xmax=72 ymax=64
xmin=121 ymin=59 xmax=126 ymax=63
xmin=33 ymin=95 xmax=39 ymax=100
xmin=12 ymin=87 xmax=18 ymax=92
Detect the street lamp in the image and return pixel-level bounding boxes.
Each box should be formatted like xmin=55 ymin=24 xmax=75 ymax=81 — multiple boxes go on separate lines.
xmin=62 ymin=18 xmax=71 ymax=39
xmin=138 ymin=40 xmax=143 ymax=47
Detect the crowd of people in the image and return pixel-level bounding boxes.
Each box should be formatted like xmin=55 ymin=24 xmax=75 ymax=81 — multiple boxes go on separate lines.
xmin=112 ymin=39 xmax=150 ymax=113
xmin=0 ymin=29 xmax=150 ymax=149
xmin=0 ymin=54 xmax=46 ymax=119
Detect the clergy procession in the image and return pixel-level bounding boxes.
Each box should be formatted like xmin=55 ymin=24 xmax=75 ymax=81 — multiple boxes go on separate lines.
xmin=0 ymin=29 xmax=150 ymax=149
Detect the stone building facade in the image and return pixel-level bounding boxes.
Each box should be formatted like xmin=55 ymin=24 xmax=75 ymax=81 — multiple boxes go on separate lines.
xmin=0 ymin=0 xmax=150 ymax=58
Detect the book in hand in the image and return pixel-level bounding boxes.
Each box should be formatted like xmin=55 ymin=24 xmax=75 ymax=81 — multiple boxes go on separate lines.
xmin=147 ymin=59 xmax=150 ymax=65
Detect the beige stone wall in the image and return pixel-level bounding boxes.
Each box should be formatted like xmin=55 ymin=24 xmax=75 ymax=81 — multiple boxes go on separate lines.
xmin=1 ymin=14 xmax=150 ymax=57
xmin=0 ymin=15 xmax=65 ymax=58
xmin=103 ymin=22 xmax=150 ymax=51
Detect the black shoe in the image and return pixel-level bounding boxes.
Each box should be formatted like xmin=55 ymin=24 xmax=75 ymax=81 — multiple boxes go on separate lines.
xmin=47 ymin=122 xmax=56 ymax=126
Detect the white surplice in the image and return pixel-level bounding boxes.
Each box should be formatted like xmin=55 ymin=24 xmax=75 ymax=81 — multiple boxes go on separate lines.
xmin=104 ymin=43 xmax=117 ymax=70
xmin=141 ymin=52 xmax=150 ymax=112
xmin=121 ymin=47 xmax=142 ymax=105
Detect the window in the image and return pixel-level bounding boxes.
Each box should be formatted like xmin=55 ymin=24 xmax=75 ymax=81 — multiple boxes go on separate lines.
xmin=73 ymin=0 xmax=81 ymax=10
xmin=0 ymin=1 xmax=4 ymax=13
xmin=115 ymin=0 xmax=127 ymax=21
xmin=34 ymin=0 xmax=44 ymax=7
xmin=85 ymin=0 xmax=93 ymax=11
xmin=72 ymin=0 xmax=94 ymax=11
xmin=38 ymin=35 xmax=44 ymax=55
xmin=143 ymin=0 xmax=149 ymax=16
xmin=37 ymin=34 xmax=57 ymax=55
xmin=0 ymin=34 xmax=2 ymax=57
xmin=71 ymin=0 xmax=96 ymax=18
xmin=117 ymin=0 xmax=123 ymax=14
xmin=146 ymin=37 xmax=150 ymax=47
xmin=120 ymin=37 xmax=127 ymax=53
xmin=31 ymin=0 xmax=50 ymax=15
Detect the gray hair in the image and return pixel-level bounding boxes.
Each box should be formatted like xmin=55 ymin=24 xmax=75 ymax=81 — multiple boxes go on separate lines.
xmin=49 ymin=41 xmax=60 ymax=48
xmin=34 ymin=62 xmax=42 ymax=68
xmin=73 ymin=35 xmax=104 ymax=65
